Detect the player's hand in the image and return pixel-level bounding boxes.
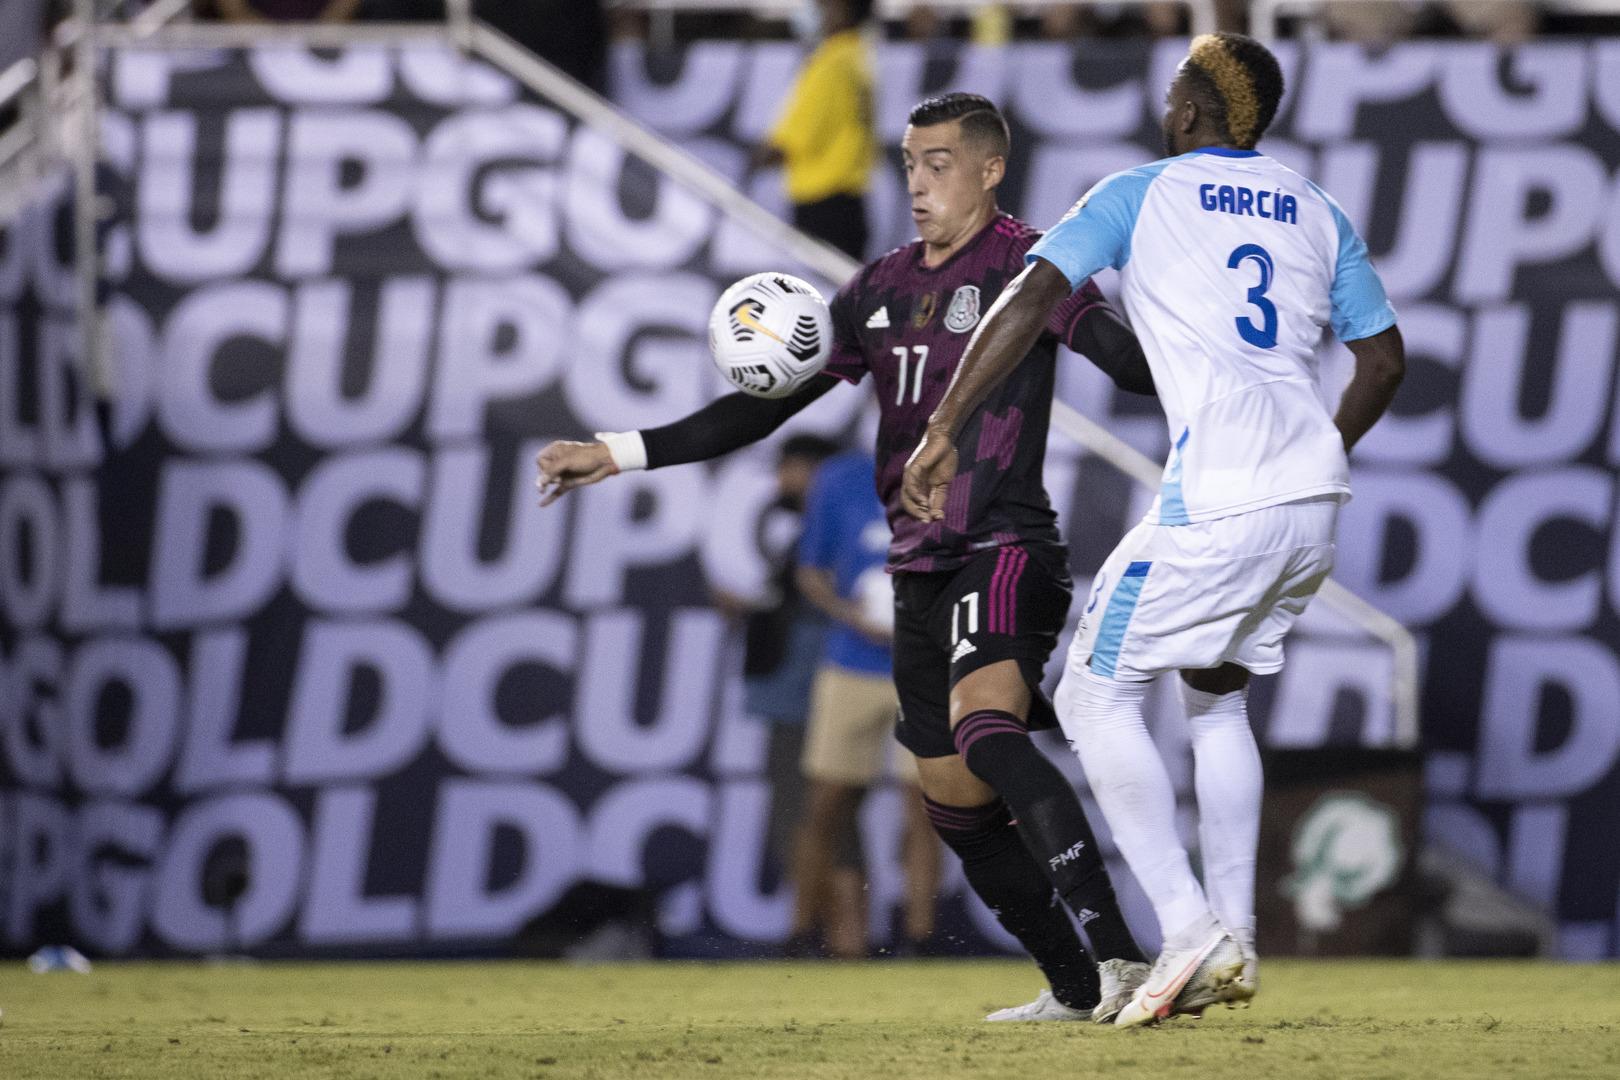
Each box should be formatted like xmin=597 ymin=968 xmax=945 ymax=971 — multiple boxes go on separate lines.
xmin=902 ymin=428 xmax=957 ymax=523
xmin=535 ymin=440 xmax=618 ymax=506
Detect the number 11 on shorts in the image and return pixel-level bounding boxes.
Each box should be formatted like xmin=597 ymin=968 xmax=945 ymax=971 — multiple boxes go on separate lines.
xmin=952 ymin=592 xmax=979 ymax=643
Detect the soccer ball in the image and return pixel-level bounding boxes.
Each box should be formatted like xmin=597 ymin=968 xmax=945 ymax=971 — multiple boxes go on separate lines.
xmin=708 ymin=272 xmax=831 ymax=399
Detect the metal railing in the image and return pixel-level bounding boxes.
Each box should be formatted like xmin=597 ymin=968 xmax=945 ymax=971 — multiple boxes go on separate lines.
xmin=15 ymin=2 xmax=1419 ymax=746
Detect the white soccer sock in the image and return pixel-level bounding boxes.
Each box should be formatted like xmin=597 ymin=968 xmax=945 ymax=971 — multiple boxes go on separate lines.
xmin=1062 ymin=670 xmax=1212 ymax=941
xmin=1182 ymin=681 xmax=1261 ymax=941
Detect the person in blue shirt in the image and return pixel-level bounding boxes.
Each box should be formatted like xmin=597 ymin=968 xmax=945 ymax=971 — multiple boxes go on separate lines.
xmin=791 ymin=449 xmax=940 ymax=957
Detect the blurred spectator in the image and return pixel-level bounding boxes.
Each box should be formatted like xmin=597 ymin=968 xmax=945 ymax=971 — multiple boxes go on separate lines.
xmin=708 ymin=436 xmax=853 ymax=953
xmin=751 ymin=0 xmax=877 ymax=260
xmin=1444 ymin=1 xmax=1540 ymax=41
xmin=970 ymin=4 xmax=1013 ymax=45
xmin=792 ymin=449 xmax=940 ymax=959
xmin=215 ymin=0 xmax=363 ymax=20
xmin=1323 ymin=1 xmax=1429 ymax=42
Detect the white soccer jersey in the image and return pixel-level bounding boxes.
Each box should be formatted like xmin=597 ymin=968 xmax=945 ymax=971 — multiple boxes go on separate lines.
xmin=1028 ymin=147 xmax=1396 ymax=525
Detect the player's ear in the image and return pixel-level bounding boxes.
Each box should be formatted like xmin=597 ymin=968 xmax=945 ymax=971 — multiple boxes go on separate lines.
xmin=1179 ymin=99 xmax=1200 ymax=136
xmin=982 ymin=154 xmax=1005 ymax=191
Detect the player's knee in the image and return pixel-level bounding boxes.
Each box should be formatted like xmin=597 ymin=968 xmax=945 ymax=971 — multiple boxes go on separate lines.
xmin=1063 ymin=670 xmax=1149 ymax=729
xmin=947 ymin=660 xmax=1030 ymax=727
xmin=950 ymin=709 xmax=1031 ymax=777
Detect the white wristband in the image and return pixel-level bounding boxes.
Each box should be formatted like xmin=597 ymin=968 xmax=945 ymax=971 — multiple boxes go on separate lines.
xmin=595 ymin=430 xmax=648 ymax=473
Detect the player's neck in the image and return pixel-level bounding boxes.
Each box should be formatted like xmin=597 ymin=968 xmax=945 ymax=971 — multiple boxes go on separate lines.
xmin=921 ymin=203 xmax=998 ymax=268
xmin=1181 ymin=132 xmax=1237 ymax=155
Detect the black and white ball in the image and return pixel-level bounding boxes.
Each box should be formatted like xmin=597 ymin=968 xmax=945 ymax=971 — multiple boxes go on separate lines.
xmin=708 ymin=272 xmax=831 ymax=399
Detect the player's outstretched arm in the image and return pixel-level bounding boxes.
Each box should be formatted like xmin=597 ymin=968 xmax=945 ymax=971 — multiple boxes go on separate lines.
xmin=1334 ymin=324 xmax=1405 ymax=452
xmin=534 ymin=373 xmax=840 ymax=506
xmin=901 ymin=258 xmax=1071 ymax=521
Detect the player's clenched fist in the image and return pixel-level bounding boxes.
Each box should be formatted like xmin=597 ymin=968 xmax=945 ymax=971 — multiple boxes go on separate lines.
xmin=535 ymin=440 xmax=618 ymax=506
xmin=901 ymin=428 xmax=956 ymax=523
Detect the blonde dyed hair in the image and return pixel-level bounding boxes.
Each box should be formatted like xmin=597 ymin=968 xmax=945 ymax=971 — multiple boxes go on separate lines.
xmin=1186 ymin=34 xmax=1262 ymax=149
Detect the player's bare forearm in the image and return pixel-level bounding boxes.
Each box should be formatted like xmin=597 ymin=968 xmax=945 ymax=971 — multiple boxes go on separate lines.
xmin=1335 ymin=325 xmax=1405 ymax=452
xmin=926 ymin=259 xmax=1072 ymax=440
xmin=902 ymin=261 xmax=1068 ymax=522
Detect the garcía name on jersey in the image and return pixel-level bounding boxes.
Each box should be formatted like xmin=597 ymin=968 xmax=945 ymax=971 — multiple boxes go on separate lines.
xmin=1198 ymin=183 xmax=1298 ymax=224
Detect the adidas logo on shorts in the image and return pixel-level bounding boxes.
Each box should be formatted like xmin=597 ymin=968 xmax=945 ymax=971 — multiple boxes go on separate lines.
xmin=951 ymin=638 xmax=977 ymax=663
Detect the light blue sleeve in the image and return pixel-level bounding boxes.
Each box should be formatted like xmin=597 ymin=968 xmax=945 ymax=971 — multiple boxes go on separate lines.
xmin=1311 ymin=183 xmax=1398 ymax=342
xmin=1025 ymin=162 xmax=1168 ymax=289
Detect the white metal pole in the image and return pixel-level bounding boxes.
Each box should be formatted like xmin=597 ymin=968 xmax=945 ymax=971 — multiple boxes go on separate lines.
xmin=73 ymin=0 xmax=104 ymax=396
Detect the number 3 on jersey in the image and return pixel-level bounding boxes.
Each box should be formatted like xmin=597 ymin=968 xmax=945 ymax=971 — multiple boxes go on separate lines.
xmin=1227 ymin=243 xmax=1278 ymax=349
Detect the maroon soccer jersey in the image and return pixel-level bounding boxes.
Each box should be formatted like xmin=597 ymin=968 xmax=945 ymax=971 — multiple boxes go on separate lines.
xmin=824 ymin=213 xmax=1114 ymax=573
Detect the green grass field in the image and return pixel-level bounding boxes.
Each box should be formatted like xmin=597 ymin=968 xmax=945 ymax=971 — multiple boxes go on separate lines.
xmin=2 ymin=959 xmax=1616 ymax=1079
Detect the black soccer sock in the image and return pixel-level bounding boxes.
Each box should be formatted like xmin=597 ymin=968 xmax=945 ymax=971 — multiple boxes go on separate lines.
xmin=923 ymin=797 xmax=1100 ymax=1010
xmin=953 ymin=710 xmax=1146 ymax=965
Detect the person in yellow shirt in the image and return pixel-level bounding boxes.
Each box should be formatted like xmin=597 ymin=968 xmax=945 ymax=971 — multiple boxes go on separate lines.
xmin=752 ymin=0 xmax=878 ymax=259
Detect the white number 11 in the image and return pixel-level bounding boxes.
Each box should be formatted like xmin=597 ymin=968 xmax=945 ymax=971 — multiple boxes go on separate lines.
xmin=892 ymin=345 xmax=929 ymax=405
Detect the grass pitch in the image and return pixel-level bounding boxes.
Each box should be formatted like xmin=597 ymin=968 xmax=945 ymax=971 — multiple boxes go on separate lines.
xmin=1 ymin=959 xmax=1616 ymax=1079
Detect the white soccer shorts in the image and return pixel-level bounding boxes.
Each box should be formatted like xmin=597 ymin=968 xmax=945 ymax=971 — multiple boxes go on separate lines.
xmin=1064 ymin=496 xmax=1340 ymax=682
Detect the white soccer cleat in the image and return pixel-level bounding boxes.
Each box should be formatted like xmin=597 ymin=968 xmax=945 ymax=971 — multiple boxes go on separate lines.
xmin=1227 ymin=929 xmax=1258 ymax=1006
xmin=985 ymin=988 xmax=1091 ymax=1022
xmin=1114 ymin=929 xmax=1246 ymax=1028
xmin=1091 ymin=959 xmax=1151 ymax=1024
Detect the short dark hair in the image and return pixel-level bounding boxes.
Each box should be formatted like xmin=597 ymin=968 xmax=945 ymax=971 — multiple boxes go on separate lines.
xmin=906 ymin=92 xmax=1011 ymax=159
xmin=779 ymin=434 xmax=840 ymax=465
xmin=1183 ymin=33 xmax=1284 ymax=149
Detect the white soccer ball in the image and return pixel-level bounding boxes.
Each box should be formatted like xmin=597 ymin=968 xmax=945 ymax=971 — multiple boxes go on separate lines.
xmin=708 ymin=272 xmax=832 ymax=399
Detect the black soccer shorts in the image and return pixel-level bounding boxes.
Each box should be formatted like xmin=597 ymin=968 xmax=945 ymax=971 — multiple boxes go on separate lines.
xmin=891 ymin=541 xmax=1073 ymax=759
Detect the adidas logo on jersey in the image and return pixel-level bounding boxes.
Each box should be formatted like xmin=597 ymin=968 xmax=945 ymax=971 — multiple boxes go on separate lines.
xmin=866 ymin=306 xmax=890 ymax=329
xmin=951 ymin=638 xmax=977 ymax=663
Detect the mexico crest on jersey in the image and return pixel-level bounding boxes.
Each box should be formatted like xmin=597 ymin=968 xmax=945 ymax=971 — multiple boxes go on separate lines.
xmin=944 ymin=284 xmax=981 ymax=333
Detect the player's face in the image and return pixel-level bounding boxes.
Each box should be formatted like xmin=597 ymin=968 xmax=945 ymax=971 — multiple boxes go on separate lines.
xmin=901 ymin=121 xmax=1001 ymax=247
xmin=1161 ymin=71 xmax=1196 ymax=156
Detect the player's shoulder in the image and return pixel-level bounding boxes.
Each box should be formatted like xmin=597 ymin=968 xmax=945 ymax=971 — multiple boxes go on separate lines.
xmin=983 ymin=213 xmax=1042 ymax=254
xmin=1050 ymin=155 xmax=1190 ymax=231
xmin=843 ymin=240 xmax=920 ymax=296
xmin=1092 ymin=154 xmax=1191 ymax=194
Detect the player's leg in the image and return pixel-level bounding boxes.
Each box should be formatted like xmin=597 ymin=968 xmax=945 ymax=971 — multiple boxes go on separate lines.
xmin=1180 ymin=663 xmax=1260 ymax=995
xmin=1058 ymin=527 xmax=1239 ymax=1025
xmin=915 ymin=754 xmax=1098 ymax=1018
xmin=942 ymin=543 xmax=1145 ymax=967
xmin=948 ymin=659 xmax=1142 ymax=968
xmin=1187 ymin=495 xmax=1340 ymax=999
xmin=891 ymin=568 xmax=1100 ymax=1016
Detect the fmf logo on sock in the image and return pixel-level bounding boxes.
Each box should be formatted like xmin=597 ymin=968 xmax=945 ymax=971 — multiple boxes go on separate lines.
xmin=1048 ymin=840 xmax=1086 ymax=870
